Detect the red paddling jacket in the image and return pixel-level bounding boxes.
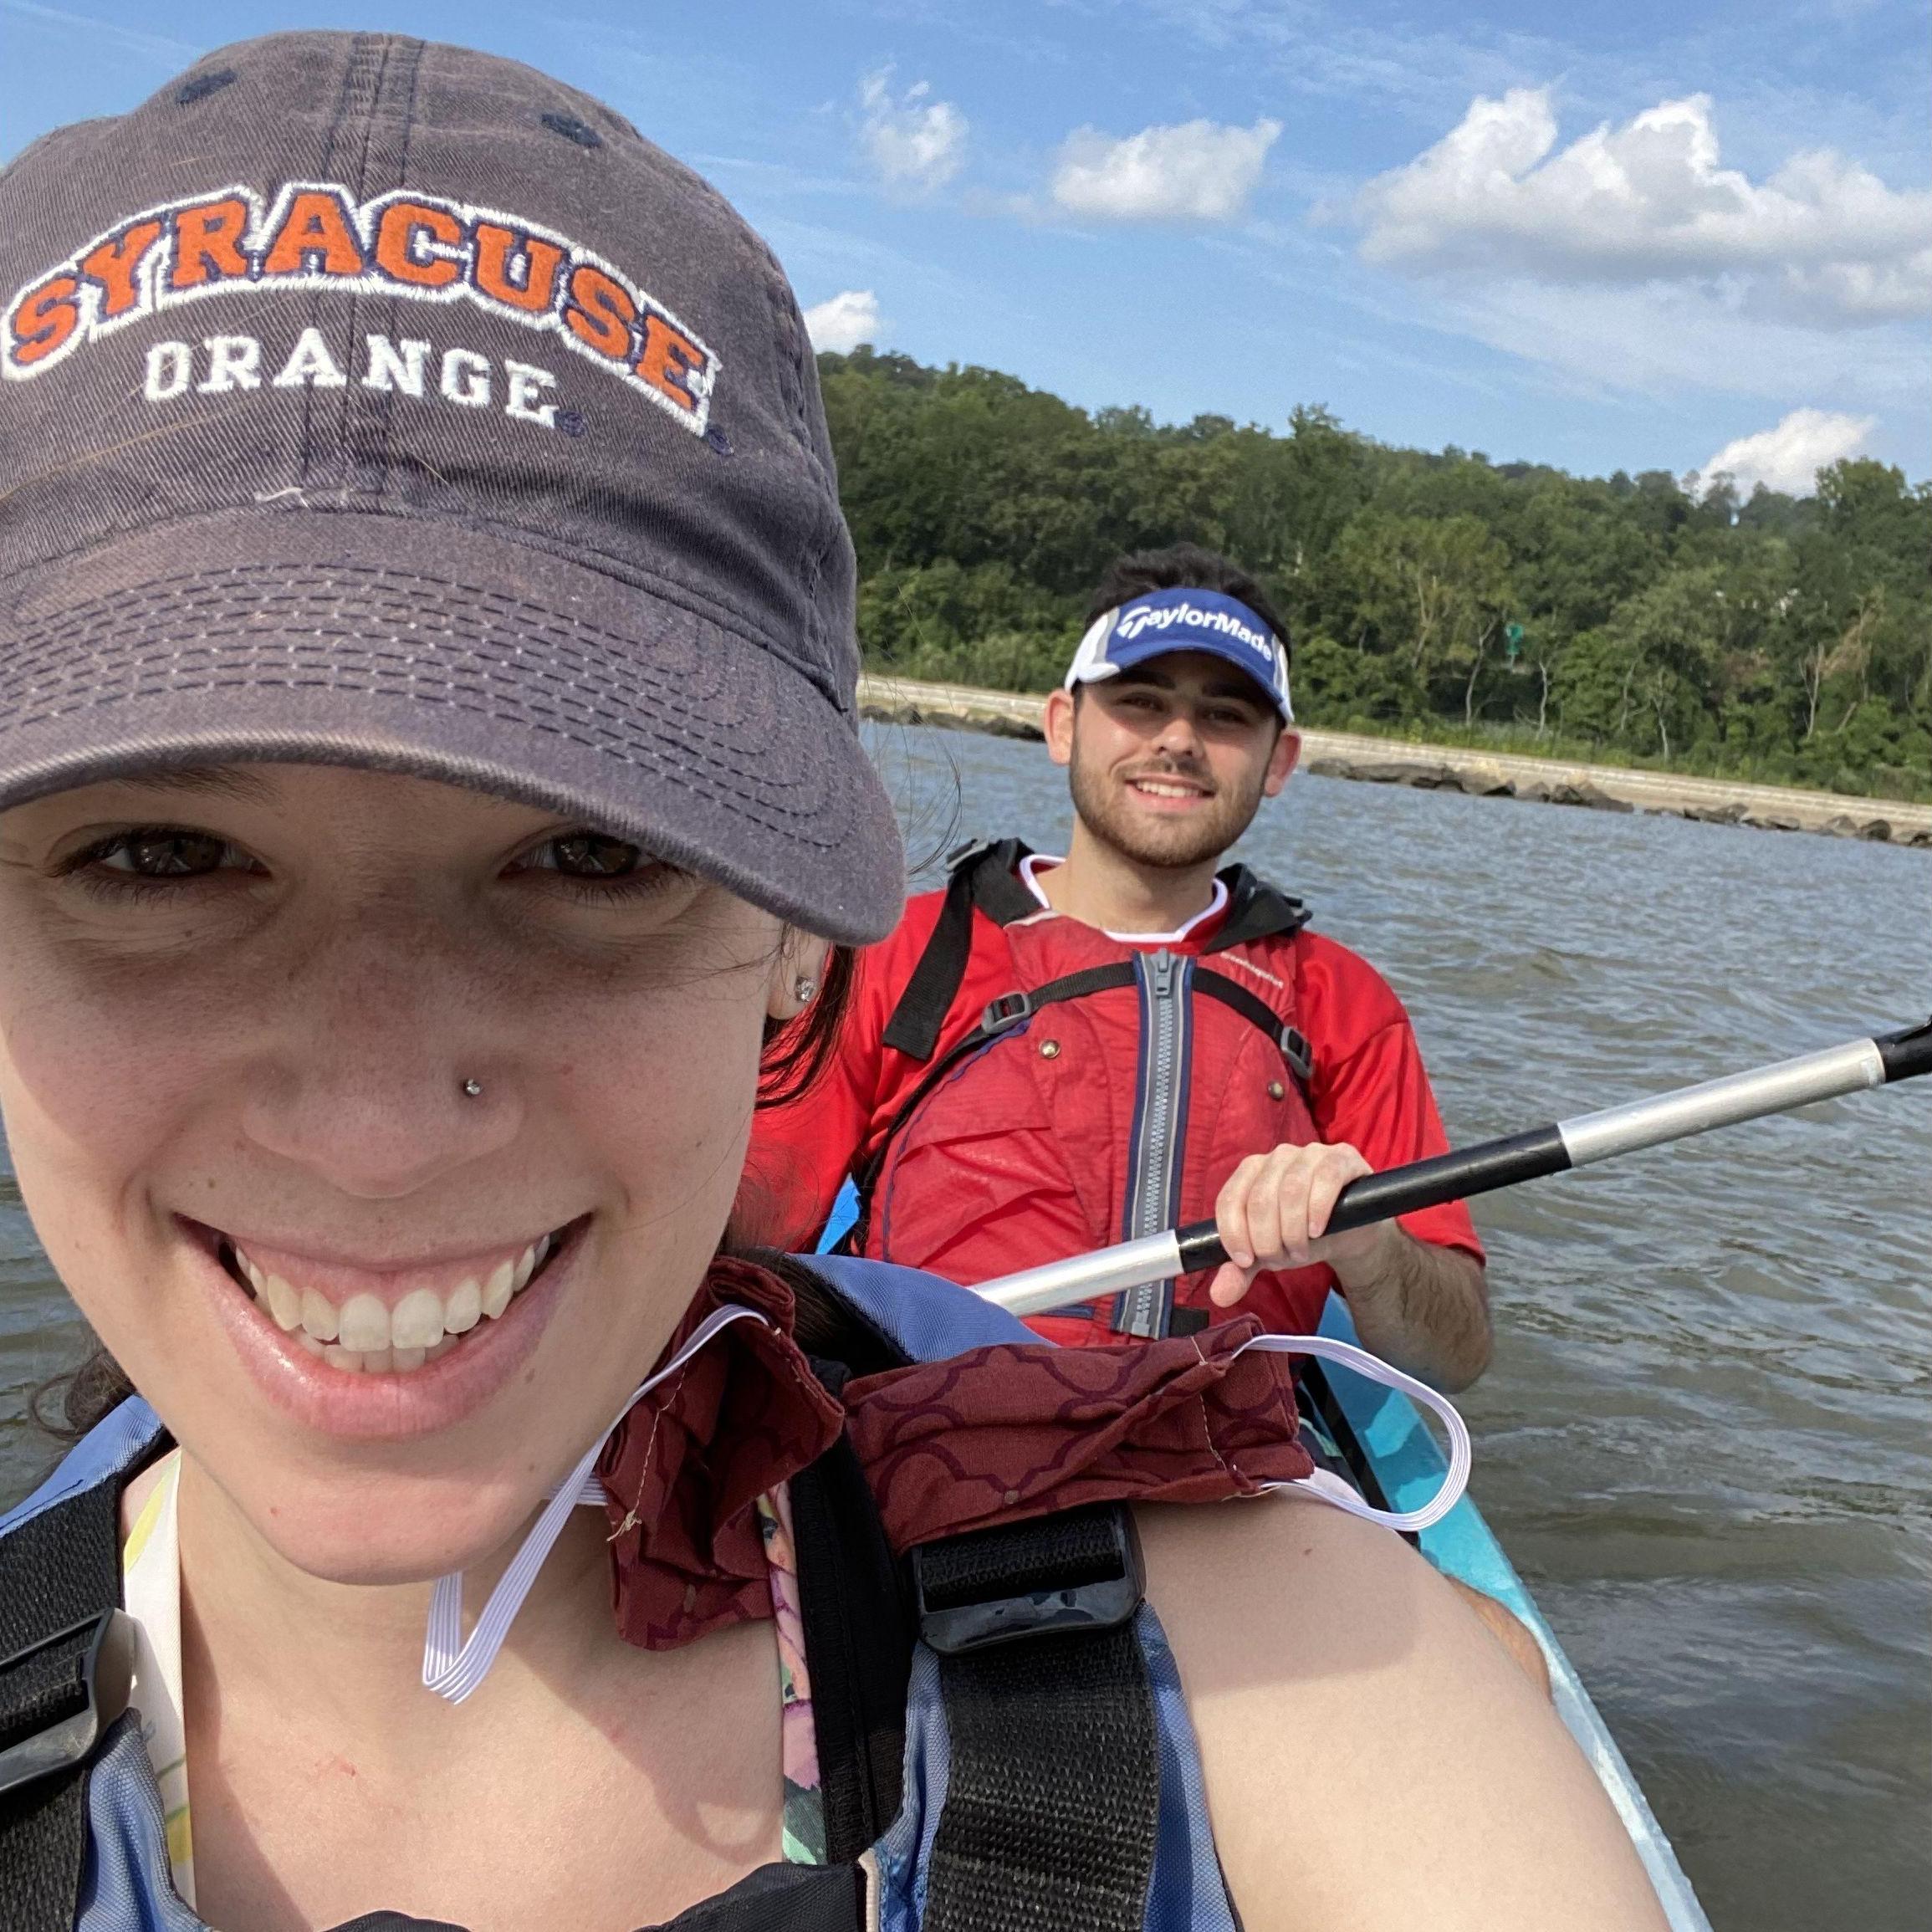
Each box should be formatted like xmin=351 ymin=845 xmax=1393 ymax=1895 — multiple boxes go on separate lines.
xmin=747 ymin=841 xmax=1482 ymax=1344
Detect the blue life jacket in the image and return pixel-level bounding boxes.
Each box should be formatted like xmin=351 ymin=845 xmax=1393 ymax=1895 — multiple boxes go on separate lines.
xmin=0 ymin=1257 xmax=1241 ymax=1932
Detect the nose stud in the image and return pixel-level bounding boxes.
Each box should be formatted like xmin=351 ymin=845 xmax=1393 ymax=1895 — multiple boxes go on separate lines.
xmin=460 ymin=1077 xmax=483 ymax=1099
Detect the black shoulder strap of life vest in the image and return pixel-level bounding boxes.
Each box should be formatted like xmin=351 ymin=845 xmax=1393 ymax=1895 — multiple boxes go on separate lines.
xmin=881 ymin=840 xmax=1037 ymax=1064
xmin=786 ymin=1356 xmax=918 ymax=1862
xmin=910 ymin=1502 xmax=1158 ymax=1929
xmin=778 ymin=1266 xmax=1163 ymax=1925
xmin=1197 ymin=863 xmax=1316 ymax=1085
xmin=0 ymin=1463 xmax=140 ymax=1932
xmin=885 ymin=846 xmax=1310 ymax=1066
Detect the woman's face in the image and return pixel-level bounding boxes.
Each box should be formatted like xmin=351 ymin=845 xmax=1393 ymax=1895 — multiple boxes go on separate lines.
xmin=0 ymin=764 xmax=808 ymax=1583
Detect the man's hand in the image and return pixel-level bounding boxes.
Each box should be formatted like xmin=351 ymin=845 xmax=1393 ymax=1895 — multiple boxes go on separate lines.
xmin=1208 ymin=1139 xmax=1389 ymax=1303
xmin=1205 ymin=1138 xmax=1493 ymax=1392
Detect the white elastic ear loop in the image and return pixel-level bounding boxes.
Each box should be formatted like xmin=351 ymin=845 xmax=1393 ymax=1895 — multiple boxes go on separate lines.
xmin=1230 ymin=1333 xmax=1471 ymax=1534
xmin=422 ymin=1301 xmax=773 ymax=1704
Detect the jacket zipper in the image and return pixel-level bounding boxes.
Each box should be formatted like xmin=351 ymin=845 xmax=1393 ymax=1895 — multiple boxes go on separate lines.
xmin=1115 ymin=949 xmax=1192 ymax=1337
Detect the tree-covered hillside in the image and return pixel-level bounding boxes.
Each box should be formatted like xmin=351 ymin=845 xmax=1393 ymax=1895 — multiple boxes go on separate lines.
xmin=820 ymin=350 xmax=1930 ymax=800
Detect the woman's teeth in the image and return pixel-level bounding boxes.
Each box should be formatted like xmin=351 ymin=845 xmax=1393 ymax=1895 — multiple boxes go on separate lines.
xmin=231 ymin=1234 xmax=553 ymax=1374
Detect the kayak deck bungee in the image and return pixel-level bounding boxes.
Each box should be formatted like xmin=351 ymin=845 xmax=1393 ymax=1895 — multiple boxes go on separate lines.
xmin=814 ymin=1182 xmax=1710 ymax=1926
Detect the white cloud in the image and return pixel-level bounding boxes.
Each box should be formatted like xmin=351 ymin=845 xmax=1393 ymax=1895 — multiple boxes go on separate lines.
xmin=1415 ymin=274 xmax=1928 ymax=407
xmin=1051 ymin=118 xmax=1281 ymax=222
xmin=1692 ymin=408 xmax=1876 ymax=497
xmin=802 ymin=289 xmax=881 ymax=354
xmin=1356 ymin=88 xmax=1932 ymax=325
xmin=859 ymin=68 xmax=967 ymax=195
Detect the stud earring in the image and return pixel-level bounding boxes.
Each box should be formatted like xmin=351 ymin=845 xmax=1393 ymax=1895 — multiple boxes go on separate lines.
xmin=793 ymin=975 xmax=817 ymax=1005
xmin=460 ymin=1077 xmax=483 ymax=1098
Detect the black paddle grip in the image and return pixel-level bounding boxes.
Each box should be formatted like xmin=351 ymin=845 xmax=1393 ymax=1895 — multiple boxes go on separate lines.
xmin=1168 ymin=1123 xmax=1572 ymax=1273
xmin=1876 ymin=1017 xmax=1932 ymax=1084
xmin=1324 ymin=1126 xmax=1572 ymax=1234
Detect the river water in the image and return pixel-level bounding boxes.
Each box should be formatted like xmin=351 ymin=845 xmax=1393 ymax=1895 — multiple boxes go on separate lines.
xmin=3 ymin=723 xmax=1927 ymax=1929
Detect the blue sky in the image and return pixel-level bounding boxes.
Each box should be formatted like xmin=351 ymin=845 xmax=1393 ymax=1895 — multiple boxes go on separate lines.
xmin=3 ymin=0 xmax=1926 ymax=489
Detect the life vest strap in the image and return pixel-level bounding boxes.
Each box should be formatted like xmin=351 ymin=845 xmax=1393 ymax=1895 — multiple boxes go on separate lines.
xmin=1193 ymin=971 xmax=1316 ymax=1088
xmin=882 ymin=836 xmax=1309 ymax=1066
xmin=787 ymin=1365 xmax=918 ymax=1864
xmin=881 ymin=840 xmax=1035 ymax=1063
xmin=851 ymin=955 xmax=1314 ymax=1260
xmin=911 ymin=1504 xmax=1159 ymax=1931
xmin=0 ymin=1469 xmax=128 ymax=1932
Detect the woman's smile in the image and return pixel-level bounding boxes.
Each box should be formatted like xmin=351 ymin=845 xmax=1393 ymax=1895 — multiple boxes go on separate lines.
xmin=186 ymin=1209 xmax=591 ymax=1441
xmin=216 ymin=1220 xmax=566 ymax=1367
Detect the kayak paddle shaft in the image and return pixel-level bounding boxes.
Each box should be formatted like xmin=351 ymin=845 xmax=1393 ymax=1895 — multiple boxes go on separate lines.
xmin=976 ymin=1018 xmax=1932 ymax=1318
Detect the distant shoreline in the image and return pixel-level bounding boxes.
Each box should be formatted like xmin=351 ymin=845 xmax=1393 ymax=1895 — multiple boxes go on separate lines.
xmin=857 ymin=673 xmax=1932 ymax=849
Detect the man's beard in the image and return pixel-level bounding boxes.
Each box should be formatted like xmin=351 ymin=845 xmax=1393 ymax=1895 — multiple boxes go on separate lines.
xmin=1067 ymin=749 xmax=1267 ymax=871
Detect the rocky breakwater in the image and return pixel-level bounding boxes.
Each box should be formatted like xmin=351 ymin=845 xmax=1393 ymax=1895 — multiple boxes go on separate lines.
xmin=856 ymin=673 xmax=1932 ymax=848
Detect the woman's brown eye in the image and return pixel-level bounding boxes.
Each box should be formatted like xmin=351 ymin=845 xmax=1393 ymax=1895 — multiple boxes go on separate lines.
xmin=546 ymin=834 xmax=641 ymax=878
xmin=103 ymin=831 xmax=233 ymax=877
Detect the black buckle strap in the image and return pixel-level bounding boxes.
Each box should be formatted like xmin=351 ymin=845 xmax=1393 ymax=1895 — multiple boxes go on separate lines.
xmin=1280 ymin=1023 xmax=1314 ymax=1086
xmin=978 ymin=989 xmax=1033 ymax=1035
xmin=0 ymin=1612 xmax=135 ymax=1802
xmin=911 ymin=1503 xmax=1144 ymax=1656
xmin=882 ymin=839 xmax=1036 ymax=1063
xmin=1193 ymin=968 xmax=1316 ymax=1095
xmin=917 ymin=1504 xmax=1159 ymax=1932
xmin=0 ymin=1461 xmax=138 ymax=1932
xmin=980 ymin=963 xmax=1136 ymax=1039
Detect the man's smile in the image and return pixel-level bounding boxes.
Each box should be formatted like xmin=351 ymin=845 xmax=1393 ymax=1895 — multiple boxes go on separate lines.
xmin=1124 ymin=769 xmax=1214 ymax=805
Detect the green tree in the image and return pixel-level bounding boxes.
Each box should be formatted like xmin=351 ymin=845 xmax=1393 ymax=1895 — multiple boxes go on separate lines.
xmin=814 ymin=349 xmax=1930 ymax=800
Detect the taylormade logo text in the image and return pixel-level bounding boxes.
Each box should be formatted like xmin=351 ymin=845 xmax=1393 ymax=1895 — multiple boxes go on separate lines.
xmin=1115 ymin=600 xmax=1271 ymax=657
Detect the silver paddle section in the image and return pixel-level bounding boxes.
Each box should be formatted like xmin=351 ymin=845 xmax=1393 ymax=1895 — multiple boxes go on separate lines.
xmin=977 ymin=1019 xmax=1930 ymax=1317
xmin=1556 ymin=1035 xmax=1884 ymax=1165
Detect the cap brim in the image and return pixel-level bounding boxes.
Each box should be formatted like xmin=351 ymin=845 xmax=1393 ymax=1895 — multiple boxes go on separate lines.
xmin=1072 ymin=631 xmax=1292 ymax=722
xmin=0 ymin=512 xmax=903 ymax=943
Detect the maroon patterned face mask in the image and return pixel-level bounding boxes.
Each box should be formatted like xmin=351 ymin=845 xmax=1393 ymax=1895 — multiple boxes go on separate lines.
xmin=595 ymin=1258 xmax=1313 ymax=1651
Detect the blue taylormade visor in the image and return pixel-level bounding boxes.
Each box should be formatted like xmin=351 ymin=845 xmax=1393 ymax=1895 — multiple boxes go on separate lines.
xmin=1064 ymin=587 xmax=1293 ymax=722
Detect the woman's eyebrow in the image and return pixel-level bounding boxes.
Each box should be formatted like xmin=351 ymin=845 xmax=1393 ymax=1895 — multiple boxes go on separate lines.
xmin=105 ymin=766 xmax=277 ymax=802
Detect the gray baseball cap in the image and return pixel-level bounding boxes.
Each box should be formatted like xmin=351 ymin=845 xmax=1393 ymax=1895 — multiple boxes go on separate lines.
xmin=0 ymin=33 xmax=902 ymax=942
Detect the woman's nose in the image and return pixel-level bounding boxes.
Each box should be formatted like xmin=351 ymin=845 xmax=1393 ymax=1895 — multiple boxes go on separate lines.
xmin=240 ymin=1053 xmax=524 ymax=1199
xmin=237 ymin=934 xmax=525 ymax=1198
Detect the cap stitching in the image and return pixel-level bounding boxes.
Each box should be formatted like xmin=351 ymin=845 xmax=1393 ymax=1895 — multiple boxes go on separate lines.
xmin=754 ymin=249 xmax=839 ymax=676
xmin=335 ymin=36 xmax=393 ymax=500
xmin=8 ymin=510 xmax=844 ymax=713
xmin=366 ymin=38 xmax=427 ymax=503
xmin=0 ymin=679 xmax=846 ymax=846
xmin=299 ymin=35 xmax=371 ymax=489
xmin=0 ymin=722 xmax=892 ymax=943
xmin=0 ymin=673 xmax=852 ymax=850
xmin=0 ymin=567 xmax=852 ymax=824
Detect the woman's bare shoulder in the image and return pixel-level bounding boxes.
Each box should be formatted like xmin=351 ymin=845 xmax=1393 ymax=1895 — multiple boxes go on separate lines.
xmin=1137 ymin=1495 xmax=1668 ymax=1932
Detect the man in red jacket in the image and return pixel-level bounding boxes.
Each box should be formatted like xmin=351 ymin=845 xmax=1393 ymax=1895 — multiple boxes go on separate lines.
xmin=749 ymin=543 xmax=1491 ymax=1391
